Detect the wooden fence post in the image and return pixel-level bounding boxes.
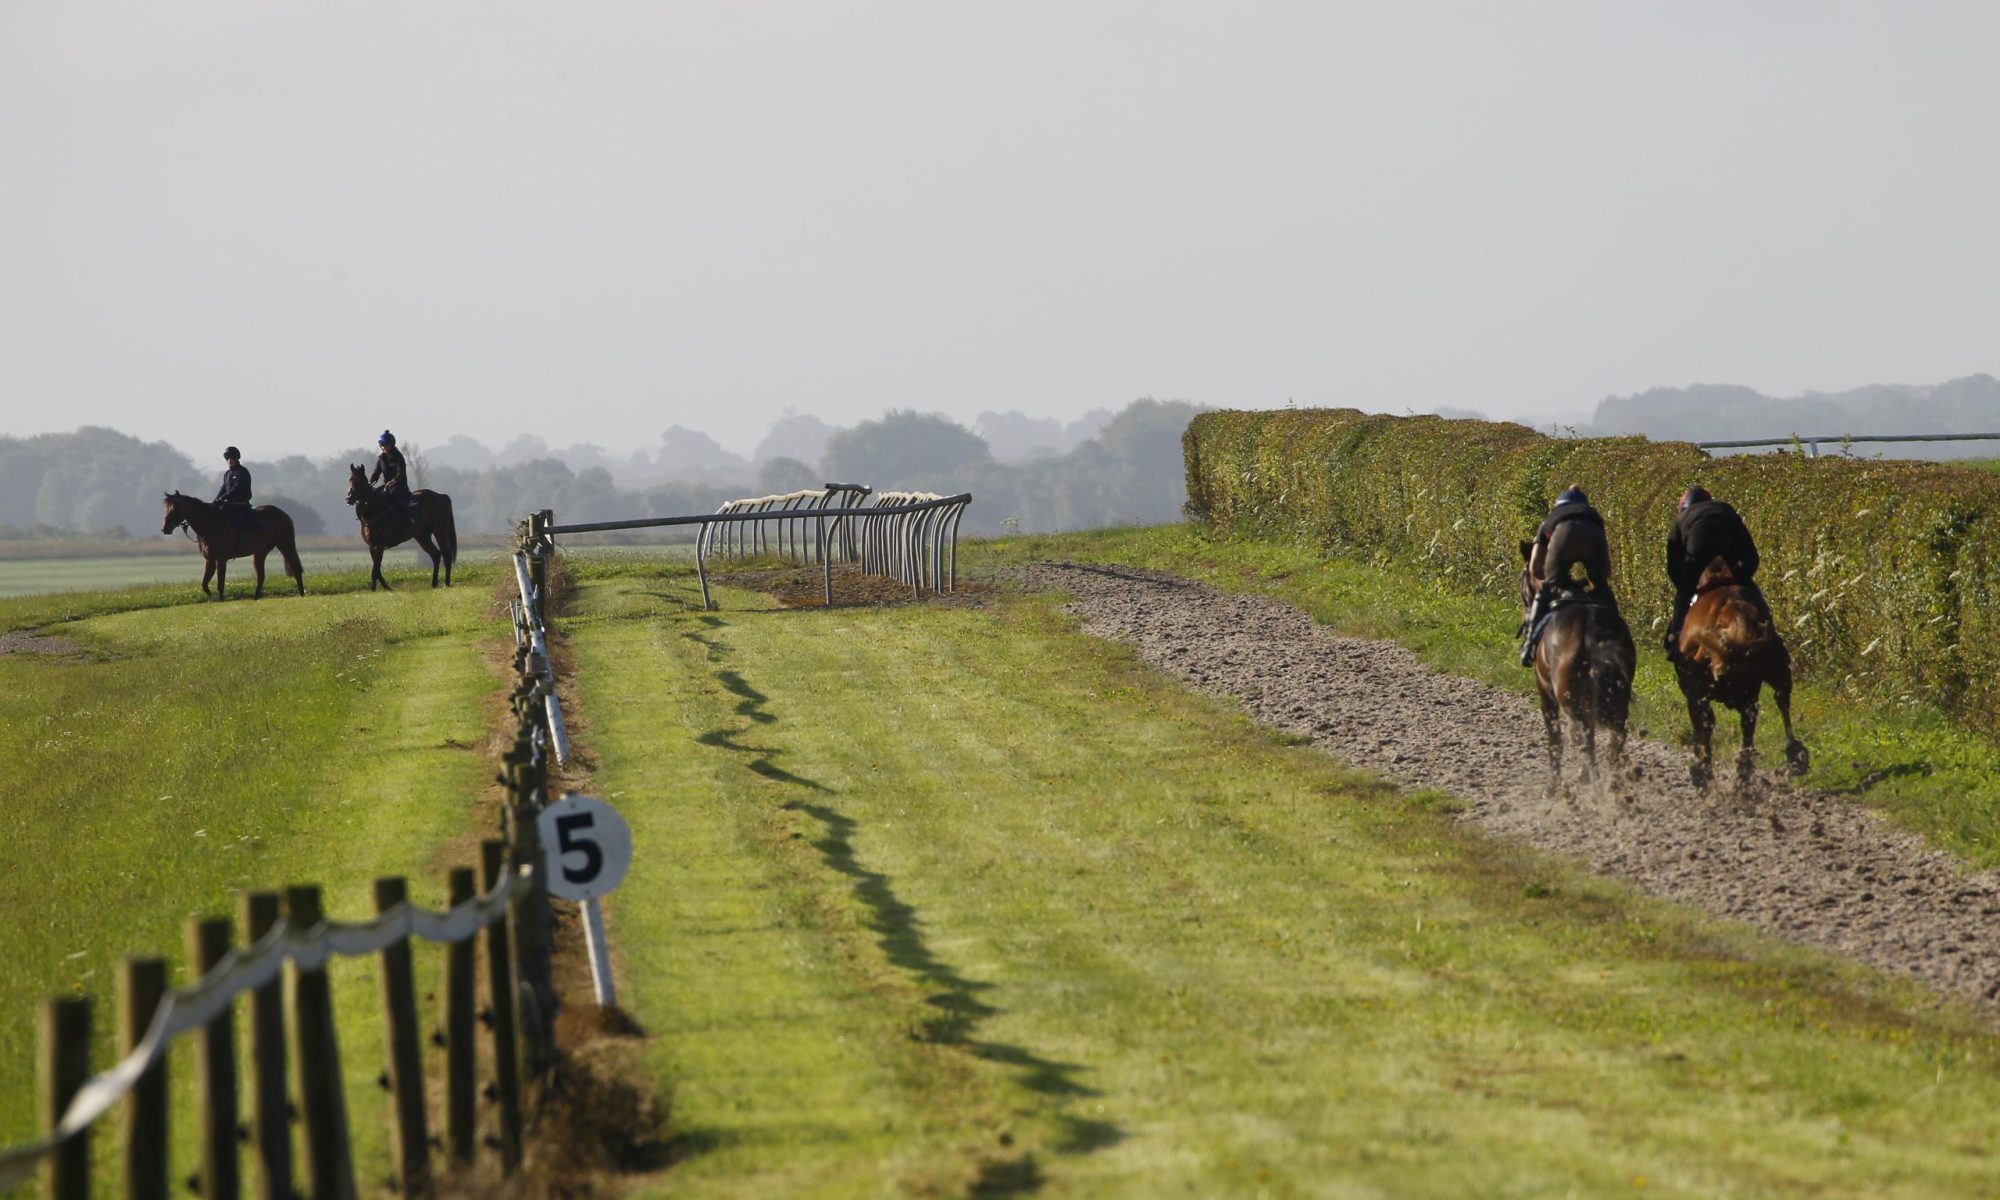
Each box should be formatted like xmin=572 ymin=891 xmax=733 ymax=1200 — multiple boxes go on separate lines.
xmin=286 ymin=885 xmax=357 ymax=1200
xmin=508 ymin=764 xmax=557 ymax=1074
xmin=187 ymin=918 xmax=241 ymax=1200
xmin=40 ymin=996 xmax=90 ymax=1200
xmin=480 ymin=841 xmax=523 ymax=1175
xmin=120 ymin=956 xmax=169 ymax=1200
xmin=445 ymin=867 xmax=477 ymax=1166
xmin=374 ymin=878 xmax=432 ymax=1196
xmin=241 ymin=893 xmax=292 ymax=1200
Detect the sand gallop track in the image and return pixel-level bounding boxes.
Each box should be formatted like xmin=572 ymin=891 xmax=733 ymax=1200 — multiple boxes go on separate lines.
xmin=1025 ymin=561 xmax=2000 ymax=1013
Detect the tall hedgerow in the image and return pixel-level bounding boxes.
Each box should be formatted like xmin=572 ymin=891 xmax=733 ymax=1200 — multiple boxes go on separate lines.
xmin=1185 ymin=409 xmax=2000 ymax=728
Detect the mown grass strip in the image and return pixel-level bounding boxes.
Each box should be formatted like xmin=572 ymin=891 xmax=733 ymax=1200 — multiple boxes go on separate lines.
xmin=0 ymin=571 xmax=503 ymax=1183
xmin=563 ymin=561 xmax=2000 ymax=1199
xmin=981 ymin=525 xmax=2000 ymax=872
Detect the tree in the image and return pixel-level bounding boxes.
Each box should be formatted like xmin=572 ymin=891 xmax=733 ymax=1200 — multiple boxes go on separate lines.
xmin=821 ymin=410 xmax=990 ymax=490
xmin=758 ymin=456 xmax=821 ymax=494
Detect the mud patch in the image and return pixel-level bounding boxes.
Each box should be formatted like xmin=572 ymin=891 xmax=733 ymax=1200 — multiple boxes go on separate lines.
xmin=0 ymin=629 xmax=86 ymax=657
xmin=719 ymin=563 xmax=994 ymax=609
xmin=1023 ymin=561 xmax=2000 ymax=1015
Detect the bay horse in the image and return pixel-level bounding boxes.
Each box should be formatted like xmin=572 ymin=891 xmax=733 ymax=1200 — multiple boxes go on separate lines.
xmin=1519 ymin=544 xmax=1635 ymax=793
xmin=160 ymin=492 xmax=306 ymax=600
xmin=1673 ymin=558 xmax=1808 ymax=791
xmin=345 ymin=464 xmax=458 ymax=590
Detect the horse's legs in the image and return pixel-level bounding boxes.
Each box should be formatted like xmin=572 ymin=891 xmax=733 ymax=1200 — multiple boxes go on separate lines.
xmin=1539 ymin=689 xmax=1563 ymax=794
xmin=370 ymin=545 xmax=391 ymax=591
xmin=1772 ymin=662 xmax=1809 ymax=775
xmin=215 ymin=558 xmax=228 ymax=601
xmin=1736 ymin=700 xmax=1761 ymax=789
xmin=201 ymin=559 xmax=215 ymax=596
xmin=253 ymin=550 xmax=268 ymax=599
xmin=415 ymin=531 xmax=442 ymax=588
xmin=1685 ymin=691 xmax=1715 ymax=791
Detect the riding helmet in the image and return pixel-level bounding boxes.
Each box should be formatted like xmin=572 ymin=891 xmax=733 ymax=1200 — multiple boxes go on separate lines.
xmin=379 ymin=430 xmax=396 ymax=446
xmin=1555 ymin=485 xmax=1588 ymax=506
xmin=224 ymin=446 xmax=240 ymax=459
xmin=1678 ymin=486 xmax=1711 ymax=513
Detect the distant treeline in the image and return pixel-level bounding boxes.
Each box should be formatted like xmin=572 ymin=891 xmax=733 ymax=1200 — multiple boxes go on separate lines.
xmin=1586 ymin=374 xmax=2000 ymax=453
xmin=0 ymin=399 xmax=1207 ymax=541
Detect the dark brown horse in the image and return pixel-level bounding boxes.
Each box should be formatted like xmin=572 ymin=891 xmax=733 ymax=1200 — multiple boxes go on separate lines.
xmin=1520 ymin=546 xmax=1634 ymax=792
xmin=1673 ymin=558 xmax=1808 ymax=791
xmin=161 ymin=492 xmax=306 ymax=600
xmin=345 ymin=464 xmax=458 ymax=589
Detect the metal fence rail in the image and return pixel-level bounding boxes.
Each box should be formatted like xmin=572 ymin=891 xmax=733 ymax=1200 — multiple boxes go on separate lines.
xmin=534 ymin=490 xmax=972 ymax=610
xmin=1696 ymin=432 xmax=2000 ymax=457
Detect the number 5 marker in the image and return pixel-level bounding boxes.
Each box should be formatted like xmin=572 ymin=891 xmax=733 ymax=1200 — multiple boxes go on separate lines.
xmin=537 ymin=794 xmax=633 ymax=1006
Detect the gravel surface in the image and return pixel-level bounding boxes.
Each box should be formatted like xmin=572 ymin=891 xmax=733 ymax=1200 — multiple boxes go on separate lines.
xmin=1025 ymin=561 xmax=2000 ymax=1012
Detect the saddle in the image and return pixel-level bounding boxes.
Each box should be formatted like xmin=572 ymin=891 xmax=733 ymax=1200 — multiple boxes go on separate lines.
xmin=1527 ymin=586 xmax=1615 ymax=652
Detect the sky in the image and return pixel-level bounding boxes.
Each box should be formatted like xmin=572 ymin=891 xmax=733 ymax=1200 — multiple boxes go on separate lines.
xmin=2 ymin=1 xmax=1995 ymax=461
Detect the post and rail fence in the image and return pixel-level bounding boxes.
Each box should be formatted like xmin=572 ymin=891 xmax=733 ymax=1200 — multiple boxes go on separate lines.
xmin=4 ymin=559 xmax=581 ymax=1199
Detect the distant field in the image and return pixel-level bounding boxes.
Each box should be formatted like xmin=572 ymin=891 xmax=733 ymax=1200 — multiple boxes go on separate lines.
xmin=0 ymin=541 xmax=697 ymax=597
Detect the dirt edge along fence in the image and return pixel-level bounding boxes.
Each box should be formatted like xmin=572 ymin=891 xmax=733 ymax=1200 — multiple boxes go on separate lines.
xmin=8 ymin=599 xmax=569 ymax=1199
xmin=530 ymin=484 xmax=972 ymax=609
xmin=1183 ymin=408 xmax=2000 ymax=728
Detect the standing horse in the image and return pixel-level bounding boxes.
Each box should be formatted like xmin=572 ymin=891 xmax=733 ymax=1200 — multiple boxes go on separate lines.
xmin=1673 ymin=558 xmax=1808 ymax=791
xmin=345 ymin=464 xmax=458 ymax=590
xmin=161 ymin=492 xmax=306 ymax=600
xmin=1520 ymin=545 xmax=1634 ymax=792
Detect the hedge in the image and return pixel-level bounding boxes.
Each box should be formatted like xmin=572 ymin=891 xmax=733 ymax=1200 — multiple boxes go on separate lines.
xmin=1184 ymin=408 xmax=2000 ymax=728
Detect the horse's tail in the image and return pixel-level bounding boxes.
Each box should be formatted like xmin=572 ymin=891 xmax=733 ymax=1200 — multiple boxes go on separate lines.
xmin=269 ymin=508 xmax=306 ymax=588
xmin=1583 ymin=609 xmax=1636 ymax=730
xmin=436 ymin=495 xmax=458 ymax=567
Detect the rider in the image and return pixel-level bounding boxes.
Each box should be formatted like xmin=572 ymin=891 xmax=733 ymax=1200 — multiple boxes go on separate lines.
xmin=1520 ymin=484 xmax=1614 ymax=666
xmin=1664 ymin=485 xmax=1761 ymax=657
xmin=370 ymin=430 xmax=420 ymax=521
xmin=213 ymin=446 xmax=253 ymax=518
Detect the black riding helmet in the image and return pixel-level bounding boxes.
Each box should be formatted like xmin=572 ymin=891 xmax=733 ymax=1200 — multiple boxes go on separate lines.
xmin=224 ymin=446 xmax=240 ymax=460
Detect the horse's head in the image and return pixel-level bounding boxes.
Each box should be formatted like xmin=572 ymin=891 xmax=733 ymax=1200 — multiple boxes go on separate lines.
xmin=345 ymin=464 xmax=368 ymax=507
xmin=161 ymin=491 xmax=189 ymax=535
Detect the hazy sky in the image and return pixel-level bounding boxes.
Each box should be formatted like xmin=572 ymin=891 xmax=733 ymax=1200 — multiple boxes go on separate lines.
xmin=3 ymin=1 xmax=1995 ymax=460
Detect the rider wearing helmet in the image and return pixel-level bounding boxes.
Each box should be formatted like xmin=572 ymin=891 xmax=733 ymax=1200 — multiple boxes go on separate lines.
xmin=213 ymin=447 xmax=252 ymax=508
xmin=370 ymin=430 xmax=419 ymax=520
xmin=1664 ymin=486 xmax=1761 ymax=657
xmin=1520 ymin=485 xmax=1614 ymax=666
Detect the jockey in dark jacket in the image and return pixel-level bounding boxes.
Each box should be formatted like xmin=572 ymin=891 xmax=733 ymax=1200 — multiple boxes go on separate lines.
xmin=214 ymin=447 xmax=252 ymax=507
xmin=370 ymin=430 xmax=419 ymax=520
xmin=1665 ymin=486 xmax=1761 ymax=656
xmin=1520 ymin=485 xmax=1614 ymax=666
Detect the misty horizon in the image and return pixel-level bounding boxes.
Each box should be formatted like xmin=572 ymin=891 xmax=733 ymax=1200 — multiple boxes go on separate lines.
xmin=5 ymin=3 xmax=1995 ymax=465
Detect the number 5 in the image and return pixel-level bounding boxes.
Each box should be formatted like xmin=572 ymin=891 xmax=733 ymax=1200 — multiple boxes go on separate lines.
xmin=554 ymin=812 xmax=603 ymax=885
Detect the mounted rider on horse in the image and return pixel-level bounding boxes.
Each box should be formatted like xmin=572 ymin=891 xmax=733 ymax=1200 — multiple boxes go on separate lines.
xmin=369 ymin=430 xmax=422 ymax=527
xmin=1665 ymin=486 xmax=1764 ymax=655
xmin=213 ymin=446 xmax=260 ymax=550
xmin=1518 ymin=485 xmax=1616 ymax=666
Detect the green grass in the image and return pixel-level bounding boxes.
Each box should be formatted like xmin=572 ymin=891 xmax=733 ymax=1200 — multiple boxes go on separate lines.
xmin=979 ymin=525 xmax=2000 ymax=871
xmin=0 ymin=545 xmax=496 ymax=598
xmin=0 ymin=570 xmax=506 ymax=1184
xmin=558 ymin=559 xmax=2000 ymax=1198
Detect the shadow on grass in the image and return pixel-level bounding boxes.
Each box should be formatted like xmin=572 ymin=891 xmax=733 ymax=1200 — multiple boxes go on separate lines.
xmin=686 ymin=620 xmax=833 ymax=792
xmin=785 ymin=798 xmax=1126 ymax=1173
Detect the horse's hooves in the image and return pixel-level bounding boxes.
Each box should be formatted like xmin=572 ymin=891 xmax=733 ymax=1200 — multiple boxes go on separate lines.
xmin=1688 ymin=763 xmax=1711 ymax=791
xmin=1785 ymin=744 xmax=1810 ymax=776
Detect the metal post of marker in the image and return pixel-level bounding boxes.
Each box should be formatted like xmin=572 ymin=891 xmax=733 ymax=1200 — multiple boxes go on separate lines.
xmin=537 ymin=793 xmax=633 ymax=1008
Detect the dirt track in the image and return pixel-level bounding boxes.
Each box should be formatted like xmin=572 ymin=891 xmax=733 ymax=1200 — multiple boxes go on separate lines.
xmin=1024 ymin=561 xmax=2000 ymax=1014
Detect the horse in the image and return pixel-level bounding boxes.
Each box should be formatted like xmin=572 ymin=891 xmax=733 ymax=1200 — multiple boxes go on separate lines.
xmin=1519 ymin=543 xmax=1635 ymax=793
xmin=160 ymin=492 xmax=306 ymax=600
xmin=1673 ymin=557 xmax=1808 ymax=791
xmin=344 ymin=464 xmax=458 ymax=590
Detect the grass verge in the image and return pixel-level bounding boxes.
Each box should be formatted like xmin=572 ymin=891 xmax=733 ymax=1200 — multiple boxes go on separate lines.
xmin=978 ymin=525 xmax=2000 ymax=871
xmin=558 ymin=558 xmax=2000 ymax=1198
xmin=0 ymin=571 xmax=504 ymax=1185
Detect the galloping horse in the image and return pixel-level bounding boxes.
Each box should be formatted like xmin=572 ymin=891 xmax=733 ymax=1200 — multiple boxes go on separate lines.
xmin=1673 ymin=558 xmax=1808 ymax=791
xmin=1520 ymin=544 xmax=1635 ymax=792
xmin=161 ymin=492 xmax=306 ymax=600
xmin=345 ymin=464 xmax=458 ymax=590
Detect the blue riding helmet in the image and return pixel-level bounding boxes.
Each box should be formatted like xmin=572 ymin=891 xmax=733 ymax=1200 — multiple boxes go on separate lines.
xmin=1678 ymin=485 xmax=1710 ymax=513
xmin=1556 ymin=485 xmax=1588 ymax=507
xmin=379 ymin=430 xmax=395 ymax=446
